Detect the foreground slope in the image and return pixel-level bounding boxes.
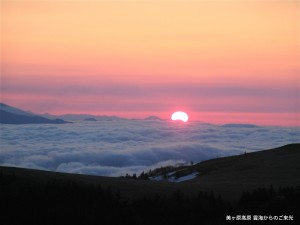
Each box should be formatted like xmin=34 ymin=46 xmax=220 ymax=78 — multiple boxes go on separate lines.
xmin=191 ymin=143 xmax=300 ymax=188
xmin=1 ymin=144 xmax=299 ymax=225
xmin=173 ymin=143 xmax=300 ymax=200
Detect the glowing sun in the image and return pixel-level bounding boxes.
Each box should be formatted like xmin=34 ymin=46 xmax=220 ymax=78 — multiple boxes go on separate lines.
xmin=171 ymin=111 xmax=189 ymax=122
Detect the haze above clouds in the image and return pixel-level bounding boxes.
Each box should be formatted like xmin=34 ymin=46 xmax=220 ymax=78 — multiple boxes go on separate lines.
xmin=0 ymin=121 xmax=299 ymax=176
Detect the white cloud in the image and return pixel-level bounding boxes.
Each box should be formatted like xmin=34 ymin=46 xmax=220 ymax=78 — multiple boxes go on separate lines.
xmin=0 ymin=120 xmax=299 ymax=176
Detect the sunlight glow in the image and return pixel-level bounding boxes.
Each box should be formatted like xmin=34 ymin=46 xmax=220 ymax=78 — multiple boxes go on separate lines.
xmin=171 ymin=111 xmax=189 ymax=122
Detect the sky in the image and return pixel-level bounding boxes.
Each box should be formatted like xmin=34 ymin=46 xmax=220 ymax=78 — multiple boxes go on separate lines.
xmin=1 ymin=0 xmax=299 ymax=126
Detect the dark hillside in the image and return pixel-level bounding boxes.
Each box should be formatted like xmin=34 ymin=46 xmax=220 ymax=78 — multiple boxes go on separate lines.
xmin=0 ymin=144 xmax=299 ymax=224
xmin=182 ymin=143 xmax=300 ymax=200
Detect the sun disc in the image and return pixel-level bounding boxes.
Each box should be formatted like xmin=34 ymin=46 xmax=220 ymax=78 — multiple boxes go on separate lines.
xmin=171 ymin=111 xmax=188 ymax=122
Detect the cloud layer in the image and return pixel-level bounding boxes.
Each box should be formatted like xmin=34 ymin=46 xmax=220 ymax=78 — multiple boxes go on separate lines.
xmin=0 ymin=120 xmax=299 ymax=176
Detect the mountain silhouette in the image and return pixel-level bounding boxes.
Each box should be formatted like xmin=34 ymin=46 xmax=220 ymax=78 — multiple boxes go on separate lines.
xmin=0 ymin=103 xmax=69 ymax=124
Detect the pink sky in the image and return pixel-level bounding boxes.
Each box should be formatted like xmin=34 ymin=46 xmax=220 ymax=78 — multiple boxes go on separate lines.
xmin=1 ymin=0 xmax=299 ymax=126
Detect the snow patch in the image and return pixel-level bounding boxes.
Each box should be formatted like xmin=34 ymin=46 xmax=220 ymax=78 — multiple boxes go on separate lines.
xmin=149 ymin=172 xmax=199 ymax=182
xmin=172 ymin=172 xmax=199 ymax=182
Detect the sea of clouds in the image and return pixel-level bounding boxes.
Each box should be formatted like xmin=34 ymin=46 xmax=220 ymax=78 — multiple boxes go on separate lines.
xmin=0 ymin=120 xmax=299 ymax=177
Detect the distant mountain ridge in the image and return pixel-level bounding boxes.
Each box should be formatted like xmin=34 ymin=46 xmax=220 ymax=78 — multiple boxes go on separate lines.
xmin=84 ymin=117 xmax=97 ymax=121
xmin=221 ymin=123 xmax=259 ymax=128
xmin=43 ymin=113 xmax=165 ymax=122
xmin=0 ymin=103 xmax=69 ymax=124
xmin=144 ymin=116 xmax=163 ymax=121
xmin=42 ymin=113 xmax=127 ymax=122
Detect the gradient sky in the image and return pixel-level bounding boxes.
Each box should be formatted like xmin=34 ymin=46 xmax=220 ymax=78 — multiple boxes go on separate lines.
xmin=1 ymin=0 xmax=299 ymax=126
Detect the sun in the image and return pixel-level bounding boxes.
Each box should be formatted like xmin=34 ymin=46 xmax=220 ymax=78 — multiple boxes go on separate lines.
xmin=171 ymin=111 xmax=189 ymax=122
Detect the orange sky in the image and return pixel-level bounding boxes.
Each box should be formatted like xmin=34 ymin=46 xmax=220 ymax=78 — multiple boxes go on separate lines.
xmin=1 ymin=0 xmax=299 ymax=126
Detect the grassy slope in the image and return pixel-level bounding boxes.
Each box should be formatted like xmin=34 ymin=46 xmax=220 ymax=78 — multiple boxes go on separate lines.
xmin=1 ymin=143 xmax=299 ymax=202
xmin=179 ymin=143 xmax=300 ymax=201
